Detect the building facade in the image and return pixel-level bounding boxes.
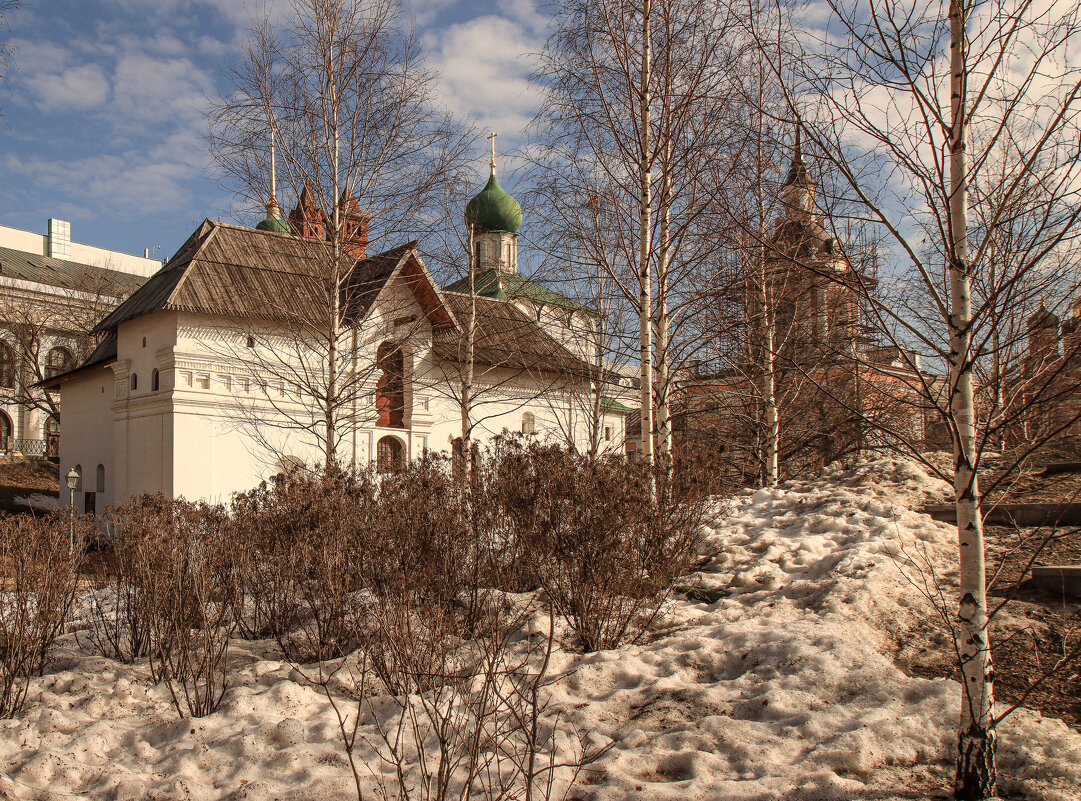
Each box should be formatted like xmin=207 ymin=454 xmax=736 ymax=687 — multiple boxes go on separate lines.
xmin=47 ymin=166 xmax=629 ymax=509
xmin=0 ymin=219 xmax=155 ymax=458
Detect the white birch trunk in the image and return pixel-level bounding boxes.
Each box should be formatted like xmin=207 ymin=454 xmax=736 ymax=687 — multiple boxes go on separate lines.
xmin=325 ymin=103 xmax=341 ymax=470
xmin=756 ymin=107 xmax=778 ymax=485
xmin=656 ymin=142 xmax=672 ymax=460
xmin=638 ymin=0 xmax=655 ymax=484
xmin=460 ymin=224 xmax=477 ymax=492
xmin=949 ymin=2 xmax=996 ymax=796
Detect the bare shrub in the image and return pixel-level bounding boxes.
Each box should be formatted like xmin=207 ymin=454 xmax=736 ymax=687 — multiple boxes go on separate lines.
xmin=366 ymin=455 xmax=475 ymax=616
xmin=105 ymin=495 xmax=236 ymax=718
xmin=228 ymin=467 xmax=377 ymax=662
xmin=0 ymin=511 xmax=86 ymax=717
xmin=482 ymin=438 xmax=714 ymax=651
xmin=317 ymin=593 xmax=602 ymax=801
xmin=84 ymin=496 xmax=169 ymax=662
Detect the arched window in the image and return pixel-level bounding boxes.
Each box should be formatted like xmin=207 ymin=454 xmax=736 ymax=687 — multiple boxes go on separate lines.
xmin=0 ymin=411 xmax=10 ymax=451
xmin=522 ymin=412 xmax=535 ymax=436
xmin=0 ymin=342 xmax=14 ymax=389
xmin=130 ymin=373 xmax=138 ymax=391
xmin=151 ymin=369 xmax=160 ymax=391
xmin=376 ymin=436 xmax=404 ymax=473
xmin=96 ymin=464 xmax=105 ymax=493
xmin=45 ymin=346 xmax=73 ymax=379
xmin=375 ymin=342 xmax=405 ymax=428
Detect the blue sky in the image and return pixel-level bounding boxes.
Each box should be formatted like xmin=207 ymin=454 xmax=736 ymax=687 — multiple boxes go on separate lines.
xmin=0 ymin=0 xmax=546 ymax=261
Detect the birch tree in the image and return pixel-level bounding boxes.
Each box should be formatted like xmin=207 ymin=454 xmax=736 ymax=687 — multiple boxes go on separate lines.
xmin=208 ymin=0 xmax=471 ymax=469
xmin=531 ymin=0 xmax=739 ymax=474
xmin=780 ymin=0 xmax=1081 ymax=795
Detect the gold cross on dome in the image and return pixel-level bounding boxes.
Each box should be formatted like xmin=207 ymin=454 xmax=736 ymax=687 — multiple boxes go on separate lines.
xmin=487 ymin=131 xmax=498 ymax=173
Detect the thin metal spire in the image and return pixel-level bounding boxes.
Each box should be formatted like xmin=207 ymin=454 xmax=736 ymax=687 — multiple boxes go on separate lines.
xmin=267 ymin=127 xmax=281 ymax=220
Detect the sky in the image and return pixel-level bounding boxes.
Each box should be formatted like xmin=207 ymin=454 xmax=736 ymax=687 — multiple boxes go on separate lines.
xmin=0 ymin=0 xmax=547 ymax=262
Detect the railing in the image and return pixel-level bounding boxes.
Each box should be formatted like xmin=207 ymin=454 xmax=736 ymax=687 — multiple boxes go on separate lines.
xmin=0 ymin=437 xmax=57 ymax=457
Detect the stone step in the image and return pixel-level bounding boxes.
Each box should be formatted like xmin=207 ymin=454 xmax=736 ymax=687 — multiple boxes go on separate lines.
xmin=1030 ymin=565 xmax=1081 ymax=598
xmin=922 ymin=502 xmax=1081 ymax=526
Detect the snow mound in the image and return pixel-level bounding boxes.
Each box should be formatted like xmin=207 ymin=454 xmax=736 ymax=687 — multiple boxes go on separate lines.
xmin=0 ymin=457 xmax=1076 ymax=800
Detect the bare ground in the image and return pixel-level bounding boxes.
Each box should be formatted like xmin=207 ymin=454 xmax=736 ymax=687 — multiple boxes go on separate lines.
xmin=0 ymin=458 xmax=58 ymax=514
xmin=898 ymin=442 xmax=1081 ymax=731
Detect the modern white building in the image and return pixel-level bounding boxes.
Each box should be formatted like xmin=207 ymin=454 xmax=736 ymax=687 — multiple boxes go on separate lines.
xmin=46 ymin=166 xmax=630 ymax=510
xmin=0 ymin=219 xmax=156 ymax=458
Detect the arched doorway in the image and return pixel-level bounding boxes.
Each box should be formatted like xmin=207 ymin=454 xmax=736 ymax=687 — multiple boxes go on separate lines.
xmin=376 ymin=436 xmax=404 ymax=473
xmin=44 ymin=415 xmax=60 ymax=460
xmin=375 ymin=342 xmax=404 ymax=428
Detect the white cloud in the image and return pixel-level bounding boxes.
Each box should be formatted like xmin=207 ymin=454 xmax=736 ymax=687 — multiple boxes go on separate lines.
xmin=405 ymin=0 xmax=460 ymax=28
xmin=24 ymin=63 xmax=110 ymax=112
xmin=425 ymin=14 xmax=542 ymax=143
xmin=111 ymin=52 xmax=215 ymax=124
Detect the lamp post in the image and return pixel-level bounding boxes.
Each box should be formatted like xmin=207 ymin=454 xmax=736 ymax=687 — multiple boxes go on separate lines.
xmin=66 ymin=467 xmax=79 ymax=555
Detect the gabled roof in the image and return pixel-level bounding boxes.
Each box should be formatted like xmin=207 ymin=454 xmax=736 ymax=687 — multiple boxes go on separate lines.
xmin=434 ymin=292 xmax=594 ymax=376
xmin=92 ymin=221 xmax=455 ymax=334
xmin=0 ymin=245 xmax=144 ymax=297
xmin=443 ymin=269 xmax=595 ymax=315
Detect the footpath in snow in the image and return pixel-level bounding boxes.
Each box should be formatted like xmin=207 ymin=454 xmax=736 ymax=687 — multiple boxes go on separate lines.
xmin=1 ymin=458 xmax=1079 ymax=800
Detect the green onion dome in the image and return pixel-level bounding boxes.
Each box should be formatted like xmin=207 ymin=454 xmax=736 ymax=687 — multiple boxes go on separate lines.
xmin=256 ymin=217 xmax=291 ymax=234
xmin=465 ymin=171 xmax=522 ymax=234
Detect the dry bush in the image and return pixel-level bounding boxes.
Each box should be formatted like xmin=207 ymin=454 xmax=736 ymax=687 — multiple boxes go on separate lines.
xmin=481 ymin=438 xmax=715 ymax=651
xmin=366 ymin=455 xmax=475 ymax=616
xmin=0 ymin=511 xmax=87 ymax=717
xmin=228 ymin=467 xmax=377 ymax=662
xmin=84 ymin=496 xmax=171 ymax=662
xmin=320 ymin=593 xmax=601 ymax=801
xmin=101 ymin=495 xmax=236 ymax=718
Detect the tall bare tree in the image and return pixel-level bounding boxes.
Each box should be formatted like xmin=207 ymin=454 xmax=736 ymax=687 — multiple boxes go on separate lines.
xmin=779 ymin=0 xmax=1081 ymax=795
xmin=208 ymin=0 xmax=472 ymax=469
xmin=531 ymin=0 xmax=739 ymax=475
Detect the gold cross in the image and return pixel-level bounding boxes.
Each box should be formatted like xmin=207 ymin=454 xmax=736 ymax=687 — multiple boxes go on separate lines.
xmin=487 ymin=131 xmax=498 ymax=172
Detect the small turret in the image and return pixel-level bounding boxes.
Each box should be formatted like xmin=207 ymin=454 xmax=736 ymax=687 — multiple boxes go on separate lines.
xmin=288 ymin=184 xmax=326 ymax=240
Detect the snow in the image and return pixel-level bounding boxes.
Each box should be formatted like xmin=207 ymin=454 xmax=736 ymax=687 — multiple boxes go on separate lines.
xmin=12 ymin=493 xmax=62 ymax=513
xmin=1 ymin=457 xmax=1079 ymax=800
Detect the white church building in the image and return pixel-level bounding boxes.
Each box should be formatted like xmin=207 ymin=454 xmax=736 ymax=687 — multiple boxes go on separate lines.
xmin=44 ymin=162 xmax=629 ymax=511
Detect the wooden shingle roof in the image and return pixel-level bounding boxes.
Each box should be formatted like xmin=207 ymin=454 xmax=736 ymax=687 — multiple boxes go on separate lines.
xmin=92 ymin=221 xmax=454 ymax=334
xmin=434 ymin=292 xmax=594 ymax=376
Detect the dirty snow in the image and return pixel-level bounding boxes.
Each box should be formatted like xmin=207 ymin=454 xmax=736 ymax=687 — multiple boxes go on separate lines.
xmin=12 ymin=493 xmax=62 ymax=513
xmin=1 ymin=457 xmax=1079 ymax=800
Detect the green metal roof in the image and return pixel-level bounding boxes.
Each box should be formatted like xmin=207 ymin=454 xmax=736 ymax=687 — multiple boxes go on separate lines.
xmin=0 ymin=244 xmax=145 ymax=296
xmin=600 ymin=396 xmax=634 ymax=414
xmin=465 ymin=172 xmax=522 ymax=234
xmin=442 ymin=269 xmax=595 ymax=314
xmin=255 ymin=217 xmax=291 ymax=234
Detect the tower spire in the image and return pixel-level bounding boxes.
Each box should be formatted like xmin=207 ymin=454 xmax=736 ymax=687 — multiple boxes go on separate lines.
xmin=267 ymin=127 xmax=281 ymax=221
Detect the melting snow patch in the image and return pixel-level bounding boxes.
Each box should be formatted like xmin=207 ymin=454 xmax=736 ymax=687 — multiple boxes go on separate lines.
xmin=0 ymin=457 xmax=1077 ymax=799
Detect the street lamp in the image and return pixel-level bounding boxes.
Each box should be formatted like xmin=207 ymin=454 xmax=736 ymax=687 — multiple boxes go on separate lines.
xmin=66 ymin=467 xmax=79 ymax=554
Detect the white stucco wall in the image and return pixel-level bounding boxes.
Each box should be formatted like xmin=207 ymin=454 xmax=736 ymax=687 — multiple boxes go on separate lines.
xmin=57 ymin=367 xmax=114 ymax=511
xmin=58 ymin=264 xmax=627 ymax=508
